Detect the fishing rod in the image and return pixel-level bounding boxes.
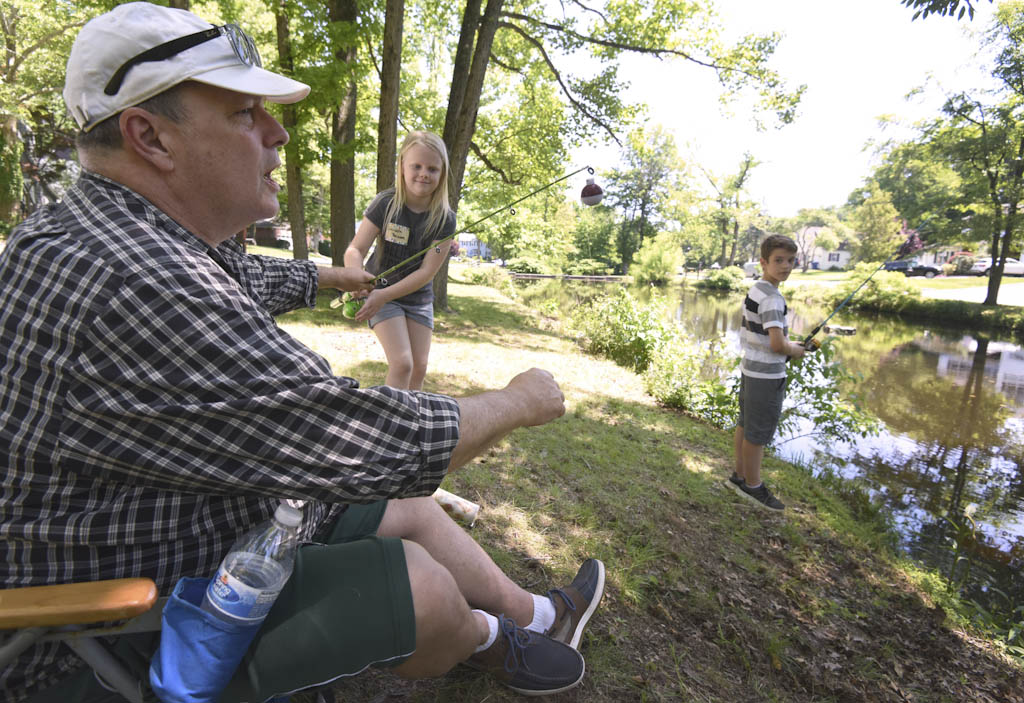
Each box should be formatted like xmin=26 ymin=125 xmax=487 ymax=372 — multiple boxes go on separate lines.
xmin=331 ymin=165 xmax=600 ymax=315
xmin=802 ymin=235 xmax=937 ymax=349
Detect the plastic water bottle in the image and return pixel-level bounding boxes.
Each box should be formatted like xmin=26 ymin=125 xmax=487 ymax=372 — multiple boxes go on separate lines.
xmin=201 ymin=501 xmax=303 ymax=624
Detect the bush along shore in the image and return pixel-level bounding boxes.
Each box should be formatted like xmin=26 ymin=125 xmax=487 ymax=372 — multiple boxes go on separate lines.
xmin=278 ymin=270 xmax=1022 ymax=702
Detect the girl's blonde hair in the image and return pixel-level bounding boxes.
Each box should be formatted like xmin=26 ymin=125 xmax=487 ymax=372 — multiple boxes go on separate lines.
xmin=380 ymin=131 xmax=453 ymax=249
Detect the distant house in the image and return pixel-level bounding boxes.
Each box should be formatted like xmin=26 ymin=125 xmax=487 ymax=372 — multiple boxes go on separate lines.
xmin=797 ymin=226 xmax=853 ymax=270
xmin=458 ymin=233 xmax=492 ymax=260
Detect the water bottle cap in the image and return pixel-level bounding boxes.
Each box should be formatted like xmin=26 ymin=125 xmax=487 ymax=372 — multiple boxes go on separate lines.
xmin=274 ymin=501 xmax=303 ymax=527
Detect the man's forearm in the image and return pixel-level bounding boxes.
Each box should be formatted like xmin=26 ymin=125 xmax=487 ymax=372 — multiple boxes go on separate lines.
xmin=448 ymin=389 xmax=525 ymax=470
xmin=447 ymin=368 xmax=565 ymax=471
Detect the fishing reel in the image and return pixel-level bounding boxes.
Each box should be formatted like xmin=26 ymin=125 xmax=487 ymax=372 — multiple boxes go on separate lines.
xmin=802 ymin=336 xmax=821 ymax=352
xmin=329 ymin=291 xmax=365 ymax=319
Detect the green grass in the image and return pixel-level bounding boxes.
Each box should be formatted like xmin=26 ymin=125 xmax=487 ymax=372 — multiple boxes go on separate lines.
xmin=278 ymin=264 xmax=1022 ymax=702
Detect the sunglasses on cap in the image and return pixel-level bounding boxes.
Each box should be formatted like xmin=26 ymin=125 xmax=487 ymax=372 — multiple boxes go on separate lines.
xmin=104 ymin=23 xmax=262 ymax=97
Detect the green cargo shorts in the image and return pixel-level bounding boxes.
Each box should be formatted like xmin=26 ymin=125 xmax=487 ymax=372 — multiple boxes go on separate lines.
xmin=27 ymin=500 xmax=416 ymax=703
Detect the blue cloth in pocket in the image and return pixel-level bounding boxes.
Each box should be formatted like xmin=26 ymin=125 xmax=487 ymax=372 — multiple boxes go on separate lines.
xmin=149 ymin=577 xmax=263 ymax=703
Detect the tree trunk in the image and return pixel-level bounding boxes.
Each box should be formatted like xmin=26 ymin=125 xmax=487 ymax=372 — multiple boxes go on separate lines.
xmin=276 ymin=7 xmax=308 ymax=261
xmin=442 ymin=0 xmax=482 ymax=157
xmin=445 ymin=0 xmax=503 ymax=204
xmin=435 ymin=0 xmax=502 ymax=311
xmin=376 ymin=0 xmax=405 ymax=194
xmin=328 ymin=0 xmax=359 ymax=267
xmin=0 ymin=114 xmax=21 ymax=228
xmin=728 ymin=220 xmax=739 ymax=265
xmin=167 ymin=0 xmax=189 ymax=9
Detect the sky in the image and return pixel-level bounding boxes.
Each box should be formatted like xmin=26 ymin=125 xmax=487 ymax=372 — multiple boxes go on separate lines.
xmin=573 ymin=0 xmax=999 ymax=218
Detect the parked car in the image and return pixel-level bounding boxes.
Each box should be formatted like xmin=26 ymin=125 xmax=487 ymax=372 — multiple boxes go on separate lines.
xmin=742 ymin=261 xmax=761 ymax=279
xmin=906 ymin=262 xmax=941 ymax=278
xmin=883 ymin=259 xmax=915 ymax=273
xmin=884 ymin=259 xmax=940 ymax=278
xmin=970 ymin=256 xmax=1024 ymax=276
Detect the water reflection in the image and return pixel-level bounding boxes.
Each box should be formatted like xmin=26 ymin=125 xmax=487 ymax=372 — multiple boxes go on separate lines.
xmin=524 ymin=280 xmax=1024 ymax=613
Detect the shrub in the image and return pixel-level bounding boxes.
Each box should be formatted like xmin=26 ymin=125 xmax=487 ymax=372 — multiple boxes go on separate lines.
xmin=505 ymin=257 xmax=544 ymax=274
xmin=462 ymin=265 xmax=511 ymax=290
xmin=564 ymin=258 xmax=614 ymax=276
xmin=643 ymin=337 xmax=738 ymax=426
xmin=779 ymin=338 xmax=880 ymax=446
xmin=697 ymin=266 xmax=745 ymax=291
xmin=568 ymin=288 xmax=677 ymax=372
xmin=949 ymin=254 xmax=975 ymax=275
xmin=823 ymin=263 xmax=921 ymax=312
xmin=631 ymin=233 xmax=683 ymax=286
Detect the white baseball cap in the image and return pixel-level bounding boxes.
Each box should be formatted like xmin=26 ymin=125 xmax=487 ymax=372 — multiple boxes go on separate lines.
xmin=64 ymin=2 xmax=310 ymax=132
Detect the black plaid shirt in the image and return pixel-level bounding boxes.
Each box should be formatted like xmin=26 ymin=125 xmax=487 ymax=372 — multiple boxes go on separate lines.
xmin=0 ymin=172 xmax=459 ymax=701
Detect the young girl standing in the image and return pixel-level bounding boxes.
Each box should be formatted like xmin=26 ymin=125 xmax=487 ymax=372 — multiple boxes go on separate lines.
xmin=344 ymin=131 xmax=457 ymax=389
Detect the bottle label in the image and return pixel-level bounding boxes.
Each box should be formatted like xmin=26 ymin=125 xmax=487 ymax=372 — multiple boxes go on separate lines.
xmin=205 ymin=563 xmax=282 ymax=621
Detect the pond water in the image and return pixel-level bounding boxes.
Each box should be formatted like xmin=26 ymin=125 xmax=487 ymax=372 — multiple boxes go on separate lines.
xmin=520 ymin=279 xmax=1024 ymax=615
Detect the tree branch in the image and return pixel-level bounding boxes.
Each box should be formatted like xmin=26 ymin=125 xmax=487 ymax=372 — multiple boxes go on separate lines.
xmin=500 ymin=10 xmax=762 ymax=80
xmin=469 ymin=141 xmax=522 ymax=184
xmin=560 ymin=0 xmax=609 ymax=25
xmin=488 ymin=52 xmax=523 ymax=75
xmin=8 ymin=19 xmax=87 ymax=79
xmin=498 ymin=20 xmax=620 ymax=145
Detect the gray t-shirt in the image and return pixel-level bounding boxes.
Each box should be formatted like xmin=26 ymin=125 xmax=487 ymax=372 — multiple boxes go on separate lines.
xmin=365 ymin=189 xmax=457 ymax=305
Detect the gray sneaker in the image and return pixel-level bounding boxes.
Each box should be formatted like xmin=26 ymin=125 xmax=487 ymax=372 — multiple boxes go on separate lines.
xmin=465 ymin=614 xmax=585 ymax=696
xmin=545 ymin=558 xmax=605 ymax=649
xmin=727 ymin=472 xmax=745 ymax=489
xmin=739 ymin=482 xmax=785 ymax=511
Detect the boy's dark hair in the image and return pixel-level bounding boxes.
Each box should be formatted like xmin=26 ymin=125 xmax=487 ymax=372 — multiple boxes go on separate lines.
xmin=760 ymin=234 xmax=798 ymax=260
xmin=75 ymin=85 xmax=189 ymax=152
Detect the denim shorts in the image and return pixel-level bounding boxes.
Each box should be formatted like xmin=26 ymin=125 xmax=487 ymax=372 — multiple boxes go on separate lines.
xmin=737 ymin=374 xmax=787 ymax=446
xmin=369 ymin=299 xmax=434 ymax=330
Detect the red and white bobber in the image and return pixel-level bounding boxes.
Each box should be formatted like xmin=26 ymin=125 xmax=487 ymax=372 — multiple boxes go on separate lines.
xmin=580 ymin=177 xmax=604 ymax=206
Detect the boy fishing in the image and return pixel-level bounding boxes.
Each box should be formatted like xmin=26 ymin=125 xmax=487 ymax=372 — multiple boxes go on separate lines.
xmin=729 ymin=234 xmax=817 ymax=511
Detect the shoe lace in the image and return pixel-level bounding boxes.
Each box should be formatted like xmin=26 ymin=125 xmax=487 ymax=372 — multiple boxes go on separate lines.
xmin=546 ymin=588 xmax=577 ymax=617
xmin=497 ymin=615 xmax=533 ymax=674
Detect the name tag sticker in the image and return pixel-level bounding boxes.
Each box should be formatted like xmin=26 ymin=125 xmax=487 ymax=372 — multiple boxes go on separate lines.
xmin=385 ymin=223 xmax=410 ymax=245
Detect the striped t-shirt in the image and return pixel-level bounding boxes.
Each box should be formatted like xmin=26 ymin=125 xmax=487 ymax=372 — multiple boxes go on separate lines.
xmin=740 ymin=280 xmax=789 ymax=379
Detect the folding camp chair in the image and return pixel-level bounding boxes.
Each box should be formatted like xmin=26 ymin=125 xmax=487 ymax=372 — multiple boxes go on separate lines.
xmin=0 ymin=578 xmax=163 ymax=703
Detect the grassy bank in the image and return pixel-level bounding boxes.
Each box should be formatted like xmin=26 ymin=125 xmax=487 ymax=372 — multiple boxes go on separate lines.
xmin=279 ymin=272 xmax=1022 ymax=702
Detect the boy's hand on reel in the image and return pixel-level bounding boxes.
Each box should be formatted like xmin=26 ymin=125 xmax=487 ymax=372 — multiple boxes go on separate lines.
xmin=802 ymin=336 xmax=821 ymax=352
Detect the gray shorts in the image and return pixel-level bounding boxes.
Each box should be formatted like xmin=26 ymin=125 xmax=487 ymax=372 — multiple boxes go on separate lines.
xmin=369 ymin=299 xmax=434 ymax=330
xmin=737 ymin=374 xmax=787 ymax=446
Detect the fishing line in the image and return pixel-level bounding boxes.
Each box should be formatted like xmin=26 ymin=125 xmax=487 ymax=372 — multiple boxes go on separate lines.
xmin=331 ymin=165 xmax=599 ymax=314
xmin=802 ymin=238 xmax=940 ymax=348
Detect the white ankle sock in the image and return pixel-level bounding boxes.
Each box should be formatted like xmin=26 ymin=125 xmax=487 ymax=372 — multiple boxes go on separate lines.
xmin=746 ymin=482 xmax=762 ymax=489
xmin=472 ymin=610 xmax=499 ymax=653
xmin=527 ymin=593 xmax=556 ymax=633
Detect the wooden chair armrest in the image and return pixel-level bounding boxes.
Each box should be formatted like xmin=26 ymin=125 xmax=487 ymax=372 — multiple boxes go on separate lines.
xmin=0 ymin=578 xmax=158 ymax=629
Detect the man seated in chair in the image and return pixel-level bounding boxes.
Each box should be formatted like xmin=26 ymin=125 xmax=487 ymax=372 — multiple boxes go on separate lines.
xmin=0 ymin=3 xmax=605 ymax=701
